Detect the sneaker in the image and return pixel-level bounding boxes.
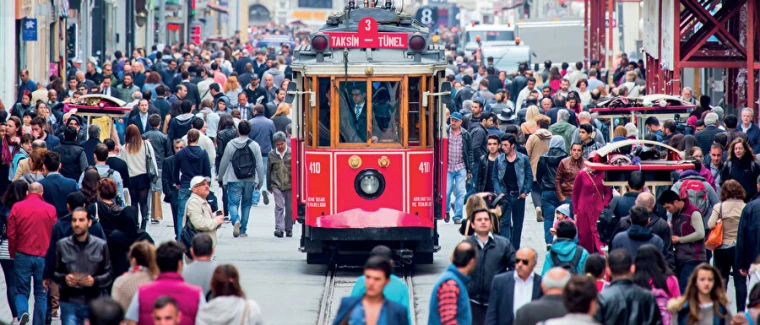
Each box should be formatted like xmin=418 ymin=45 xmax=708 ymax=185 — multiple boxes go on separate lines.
xmin=151 ymin=219 xmax=159 ymax=224
xmin=444 ymin=212 xmax=451 ymax=223
xmin=536 ymin=207 xmax=543 ymax=222
xmin=233 ymin=221 xmax=241 ymax=238
xmin=453 ymin=218 xmax=462 ymax=225
xmin=224 ymin=216 xmax=231 ymax=223
xmin=274 ymin=230 xmax=284 ymax=238
xmin=19 ymin=313 xmax=28 ymax=325
xmin=239 ymin=233 xmax=248 ymax=237
xmin=286 ymin=230 xmax=293 ymax=237
xmin=262 ymin=191 xmax=270 ymax=205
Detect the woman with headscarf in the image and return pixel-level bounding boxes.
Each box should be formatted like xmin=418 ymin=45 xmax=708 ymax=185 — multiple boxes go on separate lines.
xmin=536 ymin=135 xmax=568 ymax=248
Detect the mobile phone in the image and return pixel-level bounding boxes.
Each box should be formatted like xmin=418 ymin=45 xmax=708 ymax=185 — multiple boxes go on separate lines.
xmin=215 ymin=211 xmax=223 ymax=217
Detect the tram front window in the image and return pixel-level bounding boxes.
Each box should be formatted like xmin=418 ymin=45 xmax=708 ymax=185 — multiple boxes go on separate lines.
xmin=338 ymin=81 xmax=399 ymax=144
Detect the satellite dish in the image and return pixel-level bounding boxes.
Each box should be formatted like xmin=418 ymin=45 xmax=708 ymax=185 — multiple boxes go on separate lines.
xmin=285 ymin=82 xmax=297 ymax=104
xmin=441 ymin=81 xmax=452 ymax=104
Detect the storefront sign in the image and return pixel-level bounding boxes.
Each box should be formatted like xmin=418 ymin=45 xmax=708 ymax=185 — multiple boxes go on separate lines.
xmin=22 ymin=18 xmax=37 ymax=41
xmin=327 ymin=17 xmax=408 ymax=49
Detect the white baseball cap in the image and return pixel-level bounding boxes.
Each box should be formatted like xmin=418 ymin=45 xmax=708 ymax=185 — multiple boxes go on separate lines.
xmin=190 ymin=176 xmax=211 ymax=188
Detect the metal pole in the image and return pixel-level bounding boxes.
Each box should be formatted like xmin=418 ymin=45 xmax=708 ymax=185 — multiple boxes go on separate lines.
xmin=158 ymin=0 xmax=166 ymax=45
xmin=82 ymin=0 xmax=90 ymax=70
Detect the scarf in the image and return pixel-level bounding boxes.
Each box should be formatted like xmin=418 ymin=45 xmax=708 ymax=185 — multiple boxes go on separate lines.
xmin=1 ymin=136 xmax=18 ymax=166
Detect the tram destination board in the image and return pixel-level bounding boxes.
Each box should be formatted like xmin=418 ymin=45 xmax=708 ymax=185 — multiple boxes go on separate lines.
xmin=327 ymin=17 xmax=409 ymax=49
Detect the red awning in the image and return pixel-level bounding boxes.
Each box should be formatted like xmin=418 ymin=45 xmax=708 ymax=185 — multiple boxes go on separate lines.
xmin=206 ymin=2 xmax=228 ymax=13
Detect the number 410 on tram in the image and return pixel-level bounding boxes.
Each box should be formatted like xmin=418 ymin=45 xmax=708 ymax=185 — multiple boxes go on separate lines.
xmin=283 ymin=6 xmax=453 ymax=265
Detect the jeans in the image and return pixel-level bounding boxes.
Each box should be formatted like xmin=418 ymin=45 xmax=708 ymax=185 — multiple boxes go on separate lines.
xmin=500 ymin=194 xmax=526 ymax=249
xmin=676 ymin=260 xmax=701 ymax=294
xmin=176 ymin=188 xmax=192 ymax=237
xmin=14 ymin=253 xmax=46 ymax=325
xmin=446 ymin=169 xmax=467 ymax=220
xmin=251 ymin=156 xmax=269 ymax=204
xmin=541 ymin=190 xmax=561 ymax=244
xmin=274 ymin=188 xmax=293 ymax=232
xmin=714 ymin=246 xmax=747 ymax=311
xmin=531 ymin=181 xmax=542 ymax=208
xmin=60 ymin=301 xmax=89 ymax=325
xmin=0 ymin=259 xmax=17 ymax=318
xmin=227 ymin=182 xmax=254 ymax=234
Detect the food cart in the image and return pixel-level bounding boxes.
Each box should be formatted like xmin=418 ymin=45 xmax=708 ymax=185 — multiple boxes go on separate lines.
xmin=63 ymin=94 xmax=131 ymax=142
xmin=590 ymin=94 xmax=696 ymax=140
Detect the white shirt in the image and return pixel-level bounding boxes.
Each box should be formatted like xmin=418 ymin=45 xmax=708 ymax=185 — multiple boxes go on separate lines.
xmin=513 ymin=272 xmax=535 ymax=316
xmin=139 ymin=112 xmax=148 ymax=131
xmin=476 ymin=233 xmax=494 ymax=249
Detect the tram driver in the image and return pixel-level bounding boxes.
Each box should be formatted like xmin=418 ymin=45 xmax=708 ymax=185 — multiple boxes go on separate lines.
xmin=339 ymin=86 xmax=396 ymax=144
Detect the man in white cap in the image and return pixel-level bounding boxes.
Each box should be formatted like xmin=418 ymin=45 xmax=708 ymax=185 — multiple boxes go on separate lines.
xmin=185 ymin=176 xmax=224 ymax=248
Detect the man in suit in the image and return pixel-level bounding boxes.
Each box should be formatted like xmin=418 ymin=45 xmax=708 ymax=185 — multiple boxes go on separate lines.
xmin=162 ymin=139 xmax=184 ymax=240
xmin=128 ymin=99 xmax=151 ymax=134
xmin=178 ymin=71 xmax=200 ymax=106
xmin=485 ymin=248 xmax=543 ymax=325
xmin=100 ymin=77 xmax=116 ymax=98
xmin=514 ymin=267 xmax=570 ymax=325
xmin=79 ymin=124 xmax=102 ymax=166
xmin=38 ymin=151 xmax=80 ymax=218
xmin=340 ymin=86 xmax=381 ymax=143
xmin=333 ymin=256 xmax=410 ymax=325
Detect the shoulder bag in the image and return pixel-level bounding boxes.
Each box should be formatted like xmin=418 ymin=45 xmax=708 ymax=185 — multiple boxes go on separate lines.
xmin=705 ymin=203 xmax=724 ymax=251
xmin=144 ymin=142 xmax=159 ymax=185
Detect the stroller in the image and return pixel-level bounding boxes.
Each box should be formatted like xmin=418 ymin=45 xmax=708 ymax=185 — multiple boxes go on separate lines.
xmin=458 ymin=192 xmax=504 ymax=236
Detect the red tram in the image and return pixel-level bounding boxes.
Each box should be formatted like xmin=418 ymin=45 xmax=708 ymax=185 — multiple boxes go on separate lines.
xmin=286 ymin=3 xmax=451 ymax=264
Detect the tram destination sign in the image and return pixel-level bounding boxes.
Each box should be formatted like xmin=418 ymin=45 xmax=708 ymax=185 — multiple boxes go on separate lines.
xmin=327 ymin=17 xmax=409 ymax=49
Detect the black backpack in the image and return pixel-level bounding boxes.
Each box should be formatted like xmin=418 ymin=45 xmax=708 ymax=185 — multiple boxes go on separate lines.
xmin=230 ymin=139 xmax=256 ymax=179
xmin=550 ymin=246 xmax=583 ymax=274
xmin=597 ymin=196 xmax=621 ymax=245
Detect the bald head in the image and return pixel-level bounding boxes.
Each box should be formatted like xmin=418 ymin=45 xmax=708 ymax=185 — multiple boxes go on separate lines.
xmin=541 ymin=267 xmax=571 ymax=294
xmin=32 ymin=140 xmax=46 ymax=149
xmin=635 ymin=192 xmax=656 ymax=211
xmin=29 ymin=182 xmax=43 ymax=194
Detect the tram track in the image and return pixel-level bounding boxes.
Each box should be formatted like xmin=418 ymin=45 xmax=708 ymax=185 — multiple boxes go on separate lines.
xmin=316 ymin=266 xmax=418 ymax=325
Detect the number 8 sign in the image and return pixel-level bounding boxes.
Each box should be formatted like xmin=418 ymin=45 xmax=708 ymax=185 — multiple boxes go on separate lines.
xmin=415 ymin=6 xmax=438 ymax=27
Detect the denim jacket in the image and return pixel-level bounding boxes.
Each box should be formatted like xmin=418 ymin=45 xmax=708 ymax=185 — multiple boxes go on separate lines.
xmin=492 ymin=151 xmax=533 ymax=196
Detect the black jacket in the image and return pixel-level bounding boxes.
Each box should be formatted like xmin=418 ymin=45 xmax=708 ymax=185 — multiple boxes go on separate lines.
xmin=737 ymin=193 xmax=760 ymax=271
xmin=52 ymin=235 xmax=113 ymax=305
xmin=465 ymin=234 xmax=516 ymax=304
xmin=80 ymin=138 xmax=102 ymax=167
xmin=475 ymin=155 xmax=498 ymax=193
xmin=486 ymin=271 xmax=543 ymax=325
xmin=105 ymin=156 xmax=131 ymax=189
xmin=514 ymin=294 xmax=567 ymax=325
xmin=143 ymin=129 xmax=172 ymax=168
xmin=720 ymin=158 xmax=760 ymax=201
xmin=536 ymin=148 xmax=567 ymax=191
xmin=215 ymin=126 xmax=238 ymax=172
xmin=545 ymin=106 xmax=577 ymax=126
xmin=613 ymin=212 xmax=675 ymax=270
xmin=180 ymin=81 xmax=201 ymax=106
xmin=162 ymin=155 xmax=178 ymax=204
xmin=454 ymin=85 xmax=477 ymax=112
xmin=469 ymin=124 xmax=488 ymax=170
xmin=594 ymin=278 xmax=663 ymax=325
xmin=695 ymin=125 xmax=725 ymax=157
xmin=613 ymin=191 xmax=639 ymax=219
xmin=53 ymin=141 xmax=87 ymax=181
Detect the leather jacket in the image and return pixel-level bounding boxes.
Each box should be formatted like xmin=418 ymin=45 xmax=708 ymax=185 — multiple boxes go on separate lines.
xmin=536 ymin=148 xmax=567 ymax=191
xmin=555 ymin=156 xmax=585 ymax=201
xmin=465 ymin=234 xmax=515 ymax=304
xmin=475 ymin=154 xmax=498 ymax=193
xmin=52 ymin=235 xmax=113 ymax=305
xmin=594 ymin=279 xmax=663 ymax=325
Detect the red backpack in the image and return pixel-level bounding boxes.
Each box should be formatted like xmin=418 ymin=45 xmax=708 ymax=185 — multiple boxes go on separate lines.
xmin=679 ymin=179 xmax=709 ymax=216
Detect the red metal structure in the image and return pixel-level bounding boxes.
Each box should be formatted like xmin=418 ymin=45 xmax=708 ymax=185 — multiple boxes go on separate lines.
xmin=584 ymin=0 xmax=615 ymax=69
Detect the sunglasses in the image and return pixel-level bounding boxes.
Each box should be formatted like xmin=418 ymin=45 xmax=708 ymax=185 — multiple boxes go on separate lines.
xmin=516 ymin=258 xmax=531 ymax=265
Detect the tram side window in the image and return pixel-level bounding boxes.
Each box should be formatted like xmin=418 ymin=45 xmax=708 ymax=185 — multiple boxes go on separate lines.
xmin=338 ymin=81 xmax=370 ymax=143
xmin=408 ymin=77 xmax=422 ymax=146
xmin=371 ymin=81 xmax=400 ymax=144
xmin=318 ymin=77 xmax=331 ymax=147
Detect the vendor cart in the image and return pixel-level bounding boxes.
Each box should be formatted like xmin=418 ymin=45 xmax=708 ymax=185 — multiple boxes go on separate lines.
xmin=590 ymin=94 xmax=696 ymax=140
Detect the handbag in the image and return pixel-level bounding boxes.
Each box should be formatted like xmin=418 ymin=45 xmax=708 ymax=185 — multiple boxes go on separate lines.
xmin=705 ymin=203 xmax=724 ymax=251
xmin=144 ymin=142 xmax=158 ymax=185
xmin=179 ymin=213 xmax=197 ymax=257
xmin=150 ymin=191 xmax=163 ymax=221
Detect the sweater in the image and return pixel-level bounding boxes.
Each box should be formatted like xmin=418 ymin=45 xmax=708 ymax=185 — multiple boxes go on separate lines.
xmin=525 ymin=129 xmax=552 ymax=181
xmin=707 ymin=199 xmax=745 ymax=247
xmin=118 ymin=143 xmax=157 ymax=177
xmin=196 ymin=296 xmax=263 ymax=325
xmin=111 ymin=268 xmax=154 ymax=311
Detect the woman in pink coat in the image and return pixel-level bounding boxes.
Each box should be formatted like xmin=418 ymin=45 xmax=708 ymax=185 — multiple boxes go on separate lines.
xmin=571 ymin=164 xmax=612 ymax=254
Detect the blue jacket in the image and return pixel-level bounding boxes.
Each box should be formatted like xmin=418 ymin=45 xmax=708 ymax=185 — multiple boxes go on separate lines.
xmin=542 ymin=238 xmax=590 ymax=275
xmin=493 ymin=151 xmax=533 ymax=196
xmin=611 ymin=225 xmax=665 ymax=259
xmin=332 ymin=295 xmax=409 ymax=325
xmin=350 ymin=274 xmax=412 ymax=325
xmin=676 ymin=302 xmax=728 ymax=325
xmin=743 ymin=123 xmax=760 ymax=154
xmin=44 ymin=133 xmax=62 ymax=151
xmin=173 ymin=146 xmax=211 ymax=189
xmin=429 ymin=264 xmax=472 ymax=325
xmin=248 ymin=114 xmax=275 ymax=154
xmin=39 ymin=172 xmax=80 ymax=219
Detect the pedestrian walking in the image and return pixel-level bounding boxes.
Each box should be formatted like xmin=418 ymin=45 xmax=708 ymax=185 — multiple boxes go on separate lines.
xmin=721 ymin=138 xmax=760 ymax=201
xmin=572 ymin=163 xmax=611 ymax=254
xmin=52 ymin=207 xmax=113 ymax=324
xmin=525 ymin=115 xmax=552 ymax=220
xmin=514 ymin=267 xmax=570 ymax=325
xmin=195 ymin=264 xmax=263 ymax=325
xmin=543 ymin=275 xmax=600 ymax=325
xmin=182 ymin=176 xmax=224 ymax=250
xmin=333 ymin=257 xmax=409 ymax=325
xmin=594 ymin=249 xmax=662 ymax=325
xmin=181 ymin=117 xmax=216 ymax=170
xmin=737 ymin=175 xmax=760 ymax=288
xmin=52 ymin=125 xmax=88 ymax=181
xmin=7 ymin=182 xmax=57 ymax=325
xmin=104 ymin=139 xmax=130 ymax=195
xmin=0 ymin=180 xmax=30 ymax=325
xmin=248 ymin=104 xmax=274 ymax=206
xmin=555 ymin=142 xmax=584 ymax=209
xmin=668 ymin=263 xmax=732 ymax=325
xmin=124 ymin=241 xmax=206 ymax=325
xmin=82 ymin=144 xmax=125 ymax=206
xmin=445 ymin=112 xmax=473 ymax=224
xmin=542 ymin=221 xmax=589 ymax=275
xmin=120 ymin=124 xmax=159 ymax=230
xmin=267 ymin=132 xmax=291 ymax=238
xmin=214 ymin=115 xmax=237 ymax=220
xmin=182 ymin=234 xmax=216 ymax=299
xmin=107 ymin=206 xmax=148 ymax=279
xmin=167 ymin=100 xmax=195 ymax=143
xmin=162 ymin=139 xmax=185 ymax=240
xmin=111 ymin=241 xmax=158 ymax=311
xmin=633 ymin=245 xmax=680 ymax=325
xmin=660 ymin=190 xmax=707 ymax=293
xmin=536 ymin=135 xmax=567 ymax=244
xmin=493 ymin=134 xmax=532 ymax=248
xmin=80 ymin=125 xmax=102 ymax=166
xmin=349 ymin=246 xmax=412 ymax=325
xmin=613 ymin=192 xmax=676 ymax=270
xmin=151 ymin=296 xmax=183 ymax=325
xmin=611 ymin=206 xmax=666 ymax=258
xmin=428 ymin=241 xmax=476 ymax=325
xmin=485 ymin=248 xmax=542 ymax=325
xmin=173 ymin=130 xmax=211 ymax=236
xmin=474 ymin=134 xmax=501 ymax=194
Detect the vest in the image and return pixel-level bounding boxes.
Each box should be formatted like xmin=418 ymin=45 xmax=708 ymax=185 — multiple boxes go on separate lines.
xmin=671 ymin=202 xmax=707 ymax=262
xmin=428 ymin=264 xmax=472 ymax=325
xmin=137 ymin=272 xmax=201 ymax=325
xmin=56 ymin=142 xmax=85 ymax=180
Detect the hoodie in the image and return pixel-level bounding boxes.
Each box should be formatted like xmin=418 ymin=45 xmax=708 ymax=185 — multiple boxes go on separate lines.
xmin=217 ymin=137 xmax=265 ymax=186
xmin=196 ymin=107 xmax=221 ymax=138
xmin=526 ymin=128 xmax=553 ymax=181
xmin=195 ymin=296 xmax=263 ymax=325
xmin=168 ymin=113 xmax=195 ymax=142
xmin=263 ymin=68 xmax=284 ymax=90
xmin=173 ymin=145 xmax=211 ymax=189
xmin=611 ymin=224 xmax=665 ymax=258
xmin=541 ymin=238 xmax=590 ymax=275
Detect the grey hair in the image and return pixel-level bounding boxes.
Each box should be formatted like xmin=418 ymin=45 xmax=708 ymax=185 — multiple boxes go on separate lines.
xmin=88 ymin=124 xmax=101 ymax=139
xmin=557 ymin=109 xmax=570 ymax=122
xmin=578 ymin=111 xmax=591 ymax=121
xmin=635 ymin=192 xmax=656 ymax=210
xmin=542 ymin=268 xmax=571 ymax=290
xmin=462 ymin=100 xmax=473 ymax=111
xmin=273 ymin=131 xmax=287 ymax=143
xmin=742 ymin=107 xmax=754 ymax=117
xmin=704 ymin=112 xmax=719 ymax=125
xmin=132 ymin=91 xmax=142 ymax=100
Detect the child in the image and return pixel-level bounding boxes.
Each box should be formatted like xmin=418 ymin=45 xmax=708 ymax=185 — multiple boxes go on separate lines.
xmin=22 ymin=110 xmax=34 ymax=135
xmin=549 ymin=204 xmax=574 ymax=241
xmin=584 ymin=253 xmax=609 ymax=292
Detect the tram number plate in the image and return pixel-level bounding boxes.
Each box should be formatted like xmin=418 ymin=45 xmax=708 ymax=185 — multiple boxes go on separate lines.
xmin=327 ymin=17 xmax=409 ymax=49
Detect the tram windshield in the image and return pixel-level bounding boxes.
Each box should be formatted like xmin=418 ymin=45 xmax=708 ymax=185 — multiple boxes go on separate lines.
xmin=337 ymin=80 xmax=400 ymax=144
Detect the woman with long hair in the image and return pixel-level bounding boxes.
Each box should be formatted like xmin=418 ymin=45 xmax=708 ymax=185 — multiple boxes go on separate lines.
xmin=668 ymin=263 xmax=731 ymax=325
xmin=633 ymin=245 xmax=680 ymax=325
xmin=119 ymin=125 xmax=158 ymax=230
xmin=577 ymin=79 xmax=591 ymax=107
xmin=223 ymin=76 xmax=243 ymax=107
xmin=1 ymin=117 xmax=23 ymax=192
xmin=520 ymin=105 xmax=542 ymax=137
xmin=80 ymin=166 xmax=101 ymax=205
xmin=18 ymin=148 xmax=46 ymax=184
xmin=706 ymin=179 xmax=747 ymax=311
xmin=0 ymin=180 xmax=29 ymax=324
xmin=196 ymin=265 xmax=263 ymax=325
xmin=111 ymin=241 xmax=158 ymax=310
xmin=720 ymin=138 xmax=760 ymax=200
xmin=687 ymin=147 xmax=716 ymax=189
xmin=271 ymin=103 xmax=292 ymax=134
xmin=142 ymin=71 xmax=162 ymax=99
xmin=107 ymin=206 xmax=147 ymax=280
xmin=91 ymin=178 xmax=124 ymax=237
xmin=548 ymin=67 xmax=562 ymax=94
xmin=10 ymin=134 xmax=33 ymax=182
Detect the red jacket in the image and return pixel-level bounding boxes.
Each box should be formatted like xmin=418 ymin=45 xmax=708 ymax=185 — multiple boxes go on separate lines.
xmin=7 ymin=193 xmax=57 ymax=258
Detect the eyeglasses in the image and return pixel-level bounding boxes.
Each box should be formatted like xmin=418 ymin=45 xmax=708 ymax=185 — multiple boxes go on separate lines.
xmin=516 ymin=258 xmax=531 ymax=265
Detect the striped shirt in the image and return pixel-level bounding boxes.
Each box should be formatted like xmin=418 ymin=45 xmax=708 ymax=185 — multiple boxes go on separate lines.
xmin=448 ymin=132 xmax=465 ymax=172
xmin=0 ymin=239 xmax=10 ymax=260
xmin=437 ymin=279 xmax=460 ymax=325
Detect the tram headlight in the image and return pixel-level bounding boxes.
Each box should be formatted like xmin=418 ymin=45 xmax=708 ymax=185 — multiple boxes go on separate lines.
xmin=312 ymin=35 xmax=328 ymax=52
xmin=354 ymin=169 xmax=385 ymax=199
xmin=409 ymin=35 xmax=426 ymax=52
